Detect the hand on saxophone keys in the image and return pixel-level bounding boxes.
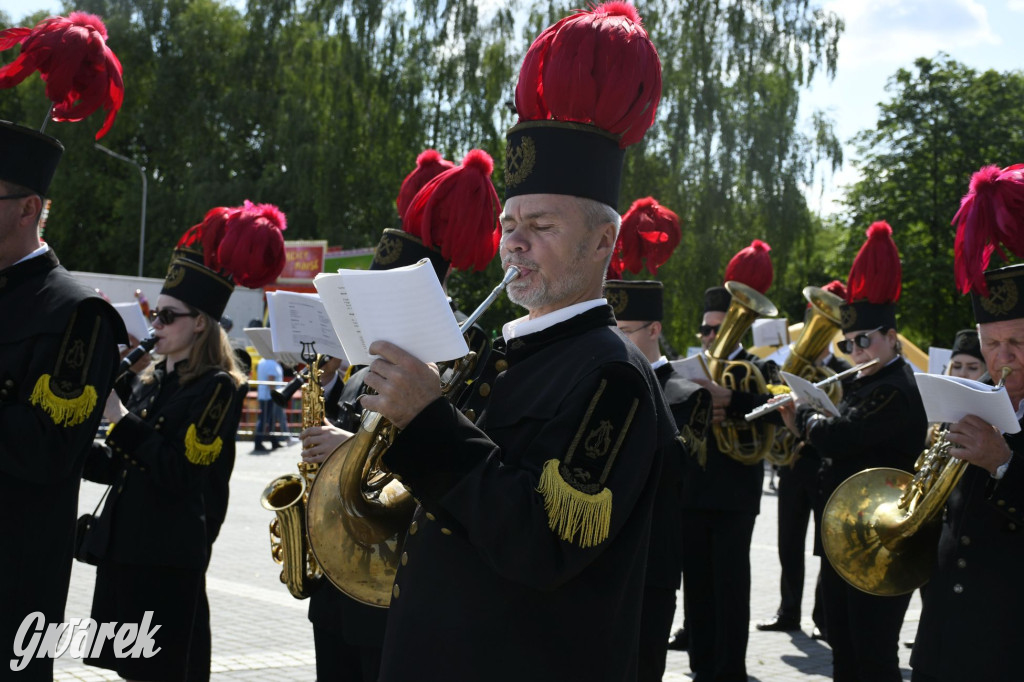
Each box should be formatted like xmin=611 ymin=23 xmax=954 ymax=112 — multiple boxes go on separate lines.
xmin=299 ymin=423 xmax=353 ymax=463
xmin=361 ymin=340 xmax=442 ymax=429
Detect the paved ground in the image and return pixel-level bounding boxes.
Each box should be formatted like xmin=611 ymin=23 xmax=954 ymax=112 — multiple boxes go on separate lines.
xmin=54 ymin=442 xmax=920 ymax=680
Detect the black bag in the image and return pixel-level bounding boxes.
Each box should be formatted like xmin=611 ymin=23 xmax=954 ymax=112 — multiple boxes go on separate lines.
xmin=74 ymin=486 xmax=110 ymax=565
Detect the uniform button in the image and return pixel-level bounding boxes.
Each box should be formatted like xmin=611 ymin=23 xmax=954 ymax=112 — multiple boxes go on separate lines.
xmin=464 ymin=409 xmax=476 ymax=422
xmin=4 ymin=379 xmax=13 ymax=388
xmin=478 ymin=383 xmax=491 ymax=397
xmin=0 ymin=390 xmax=8 ymax=399
xmin=1009 ymin=508 xmax=1017 ymax=514
xmin=957 ymin=558 xmax=967 ymax=568
xmin=401 ymin=552 xmax=408 ymax=566
xmin=392 ymin=584 xmax=400 ymax=599
xmin=961 ymin=536 xmax=971 ymax=546
xmin=997 ymin=499 xmax=1006 ymax=506
xmin=1010 ymin=523 xmax=1018 ymax=531
xmin=441 ymin=527 xmax=452 ymax=535
xmin=141 ymin=409 xmax=148 ymax=418
xmin=953 ymin=584 xmax=964 ymax=594
xmin=409 ymin=521 xmax=418 ymax=535
xmin=425 ymin=512 xmax=436 ymax=521
xmin=495 ymin=359 xmax=508 ymax=372
xmin=157 ymin=416 xmax=165 ymax=423
xmin=121 ymin=470 xmax=128 ymax=478
xmin=117 ymin=485 xmax=124 ymax=493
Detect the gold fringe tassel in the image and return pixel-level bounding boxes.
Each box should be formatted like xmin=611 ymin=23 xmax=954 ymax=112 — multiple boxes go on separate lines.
xmin=537 ymin=458 xmax=612 ymax=548
xmin=29 ymin=374 xmax=97 ymax=427
xmin=184 ymin=424 xmax=222 ymax=465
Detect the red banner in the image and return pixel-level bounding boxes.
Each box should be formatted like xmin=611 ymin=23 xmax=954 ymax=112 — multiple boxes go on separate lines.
xmin=277 ymin=240 xmax=327 ymax=284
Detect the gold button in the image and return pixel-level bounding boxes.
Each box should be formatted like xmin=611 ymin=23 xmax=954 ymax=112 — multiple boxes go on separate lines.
xmin=495 ymin=359 xmax=508 ymax=372
xmin=117 ymin=485 xmax=123 ymax=493
xmin=158 ymin=416 xmax=165 ymax=423
xmin=478 ymin=383 xmax=491 ymax=397
xmin=1009 ymin=508 xmax=1017 ymax=514
xmin=961 ymin=536 xmax=971 ymax=546
xmin=997 ymin=499 xmax=1006 ymax=506
xmin=392 ymin=584 xmax=400 ymax=599
xmin=4 ymin=379 xmax=13 ymax=388
xmin=425 ymin=512 xmax=436 ymax=521
xmin=441 ymin=527 xmax=452 ymax=535
xmin=401 ymin=552 xmax=408 ymax=566
xmin=122 ymin=470 xmax=128 ymax=478
xmin=409 ymin=521 xmax=418 ymax=535
xmin=141 ymin=409 xmax=148 ymax=418
xmin=464 ymin=409 xmax=476 ymax=422
xmin=953 ymin=584 xmax=964 ymax=594
xmin=957 ymin=558 xmax=967 ymax=568
xmin=1010 ymin=523 xmax=1018 ymax=531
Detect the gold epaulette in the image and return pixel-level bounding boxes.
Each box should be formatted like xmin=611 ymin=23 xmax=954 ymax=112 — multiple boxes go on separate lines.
xmin=30 ymin=304 xmax=105 ymax=428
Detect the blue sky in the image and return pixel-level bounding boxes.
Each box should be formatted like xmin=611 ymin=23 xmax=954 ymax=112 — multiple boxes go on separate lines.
xmin=6 ymin=0 xmax=1023 ymax=215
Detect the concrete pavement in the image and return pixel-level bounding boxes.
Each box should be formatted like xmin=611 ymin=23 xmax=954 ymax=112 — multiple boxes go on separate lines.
xmin=53 ymin=442 xmax=920 ymax=680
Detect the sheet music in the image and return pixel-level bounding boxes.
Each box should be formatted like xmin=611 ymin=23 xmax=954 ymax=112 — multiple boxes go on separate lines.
xmin=313 ymin=259 xmax=468 ymax=366
xmin=780 ymin=370 xmax=841 ymax=417
xmin=112 ymin=302 xmax=149 ymax=342
xmin=915 ymin=373 xmax=1021 ymax=434
xmin=265 ymin=291 xmax=347 ymax=360
xmin=243 ymin=327 xmax=305 ymax=367
xmin=670 ymin=353 xmax=711 ymax=381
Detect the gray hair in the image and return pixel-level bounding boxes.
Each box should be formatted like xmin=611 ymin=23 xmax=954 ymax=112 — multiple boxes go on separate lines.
xmin=574 ymin=197 xmax=621 ymax=274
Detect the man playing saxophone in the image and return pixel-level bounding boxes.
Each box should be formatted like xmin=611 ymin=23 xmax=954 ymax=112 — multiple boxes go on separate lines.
xmin=911 ymin=164 xmax=1024 ymax=682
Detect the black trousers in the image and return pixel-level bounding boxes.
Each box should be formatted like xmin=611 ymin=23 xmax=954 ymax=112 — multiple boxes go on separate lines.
xmin=313 ymin=623 xmax=382 ymax=682
xmin=637 ymin=585 xmax=677 ymax=682
xmin=186 ymin=576 xmax=211 ymax=681
xmin=680 ymin=509 xmax=756 ymax=682
xmin=820 ymin=558 xmax=911 ymax=682
xmin=777 ymin=465 xmax=824 ymax=628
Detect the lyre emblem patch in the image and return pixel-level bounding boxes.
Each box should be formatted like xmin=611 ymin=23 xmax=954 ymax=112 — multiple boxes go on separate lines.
xmin=584 ymin=420 xmax=613 ymax=459
xmin=505 ymin=136 xmax=536 ymax=188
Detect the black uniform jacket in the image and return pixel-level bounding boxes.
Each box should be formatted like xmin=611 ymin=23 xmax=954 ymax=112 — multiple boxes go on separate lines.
xmin=796 ymin=356 xmax=927 ymax=554
xmin=378 ymin=305 xmax=676 ymax=682
xmin=647 ymin=363 xmax=711 ymax=589
xmin=0 ymin=249 xmax=124 ymax=675
xmin=82 ymin=362 xmax=242 ymax=570
xmin=911 ymin=422 xmax=1024 ymax=681
xmin=680 ymin=349 xmax=774 ymax=515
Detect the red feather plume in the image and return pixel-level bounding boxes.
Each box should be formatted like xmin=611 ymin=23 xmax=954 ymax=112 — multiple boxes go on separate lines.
xmin=952 ymin=164 xmax=1024 ymax=296
xmin=616 ymin=196 xmax=680 ymax=275
xmin=402 ymin=149 xmax=501 ymax=271
xmin=847 ymin=221 xmax=901 ymax=304
xmin=396 ymin=149 xmax=455 ymax=220
xmin=175 ymin=205 xmax=237 ymax=272
xmin=0 ymin=13 xmax=124 ymax=139
xmin=514 ymin=1 xmax=662 ymax=148
xmin=724 ymin=240 xmax=773 ymax=294
xmin=216 ymin=201 xmax=288 ymax=289
xmin=821 ymin=279 xmax=847 ymax=300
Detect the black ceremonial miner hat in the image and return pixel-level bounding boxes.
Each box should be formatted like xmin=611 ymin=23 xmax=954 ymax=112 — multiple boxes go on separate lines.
xmin=605 ymin=280 xmax=663 ymax=321
xmin=0 ymin=120 xmax=63 ymax=195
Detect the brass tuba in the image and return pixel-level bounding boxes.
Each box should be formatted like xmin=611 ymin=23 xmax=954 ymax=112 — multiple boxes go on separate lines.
xmin=259 ymin=347 xmax=325 ymax=600
xmin=767 ymin=286 xmax=845 ymax=466
xmin=306 ymin=266 xmax=520 ymax=607
xmin=706 ymin=280 xmax=780 ymax=465
xmin=821 ymin=366 xmax=1012 ymax=596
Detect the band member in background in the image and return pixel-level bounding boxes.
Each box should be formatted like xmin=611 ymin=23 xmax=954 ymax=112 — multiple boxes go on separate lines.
xmin=911 ymin=163 xmax=1024 ymax=682
xmin=778 ymin=221 xmax=926 ymax=682
xmin=359 ymin=6 xmax=676 ymax=679
xmin=605 ymin=197 xmax=712 ymax=681
xmin=758 ymin=279 xmax=850 ymax=639
xmin=947 ymin=327 xmax=987 ymax=380
xmin=298 ymin=148 xmax=500 ymax=682
xmin=0 ymin=120 xmax=126 ymax=681
xmin=81 ymin=203 xmax=285 ymax=680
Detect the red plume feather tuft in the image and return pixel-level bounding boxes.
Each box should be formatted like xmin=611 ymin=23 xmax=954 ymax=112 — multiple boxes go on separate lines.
xmin=396 ymin=149 xmax=455 ymax=220
xmin=847 ymin=221 xmax=901 ymax=303
xmin=216 ymin=201 xmax=288 ymax=289
xmin=402 ymin=149 xmax=501 ymax=271
xmin=0 ymin=13 xmax=124 ymax=139
xmin=821 ymin=279 xmax=847 ymax=300
xmin=514 ymin=2 xmax=661 ymax=148
xmin=952 ymin=164 xmax=1024 ymax=296
xmin=724 ymin=240 xmax=773 ymax=293
xmin=616 ymin=196 xmax=680 ymax=275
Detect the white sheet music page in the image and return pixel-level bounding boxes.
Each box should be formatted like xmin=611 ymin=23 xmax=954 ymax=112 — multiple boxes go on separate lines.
xmin=915 ymin=373 xmax=1021 ymax=434
xmin=780 ymin=370 xmax=841 ymax=417
xmin=670 ymin=353 xmax=711 ymax=381
xmin=112 ymin=302 xmax=149 ymax=342
xmin=313 ymin=258 xmax=469 ymax=366
xmin=265 ymin=291 xmax=347 ymax=360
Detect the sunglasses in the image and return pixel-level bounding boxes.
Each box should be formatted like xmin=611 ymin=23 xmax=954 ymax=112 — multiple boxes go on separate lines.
xmin=699 ymin=324 xmax=721 ymax=337
xmin=150 ymin=307 xmax=200 ymax=326
xmin=836 ymin=327 xmax=884 ymax=354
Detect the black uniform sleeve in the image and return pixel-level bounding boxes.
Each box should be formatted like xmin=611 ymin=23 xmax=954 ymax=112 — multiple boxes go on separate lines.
xmin=0 ymin=299 xmax=121 ymax=483
xmin=82 ymin=441 xmax=121 ymax=485
xmin=383 ymin=362 xmax=660 ymax=591
xmin=800 ymin=382 xmax=911 ymax=458
xmin=987 ymin=432 xmax=1024 ymax=527
xmin=106 ymin=372 xmax=241 ymax=494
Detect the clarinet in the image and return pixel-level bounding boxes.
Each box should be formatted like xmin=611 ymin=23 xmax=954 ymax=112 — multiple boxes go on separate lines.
xmin=118 ymin=334 xmax=157 ymax=375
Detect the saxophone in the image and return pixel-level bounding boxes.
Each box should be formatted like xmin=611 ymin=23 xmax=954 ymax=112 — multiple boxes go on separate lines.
xmin=259 ymin=348 xmax=325 ymax=600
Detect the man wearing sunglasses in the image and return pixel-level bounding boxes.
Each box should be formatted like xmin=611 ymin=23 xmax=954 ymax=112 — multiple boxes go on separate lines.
xmin=0 ymin=121 xmax=126 ymax=678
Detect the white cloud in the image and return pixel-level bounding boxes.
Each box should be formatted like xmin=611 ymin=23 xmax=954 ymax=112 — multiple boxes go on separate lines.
xmin=1009 ymin=0 xmax=1024 ymax=11
xmin=825 ymin=0 xmax=1000 ymax=69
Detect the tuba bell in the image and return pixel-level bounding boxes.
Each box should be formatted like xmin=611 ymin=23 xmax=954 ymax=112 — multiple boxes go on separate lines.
xmin=766 ymin=286 xmax=845 ymax=466
xmin=259 ymin=348 xmax=326 ymax=600
xmin=306 ymin=266 xmax=520 ymax=607
xmin=705 ymin=280 xmax=781 ymax=465
xmin=820 ymin=366 xmax=1011 ymax=596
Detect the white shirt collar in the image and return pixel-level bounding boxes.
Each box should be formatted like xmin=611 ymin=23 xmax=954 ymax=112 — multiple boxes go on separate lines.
xmin=502 ymin=299 xmax=606 ymax=342
xmin=13 ymin=242 xmax=48 ymax=267
xmin=651 ymin=356 xmax=669 ymax=370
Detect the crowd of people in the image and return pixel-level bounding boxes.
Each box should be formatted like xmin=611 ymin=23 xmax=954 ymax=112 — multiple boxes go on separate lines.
xmin=3 ymin=3 xmax=1024 ymax=682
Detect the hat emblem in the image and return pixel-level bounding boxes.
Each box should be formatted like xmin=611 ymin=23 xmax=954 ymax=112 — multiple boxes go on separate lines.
xmin=606 ymin=288 xmax=628 ymax=316
xmin=375 ymin=233 xmax=402 ymax=267
xmin=164 ymin=263 xmax=185 ymax=289
xmin=504 ymin=135 xmax=536 ymax=188
xmin=840 ymin=304 xmax=856 ymax=330
xmin=980 ymin=278 xmax=1019 ymax=317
